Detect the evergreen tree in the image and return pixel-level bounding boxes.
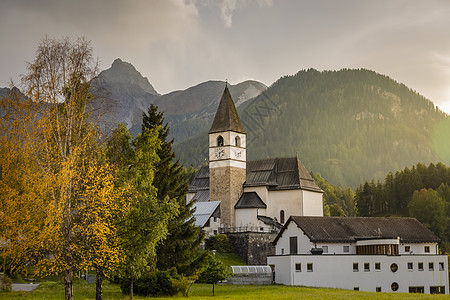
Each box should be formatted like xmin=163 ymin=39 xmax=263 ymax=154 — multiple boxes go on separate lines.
xmin=142 ymin=104 xmax=205 ymax=275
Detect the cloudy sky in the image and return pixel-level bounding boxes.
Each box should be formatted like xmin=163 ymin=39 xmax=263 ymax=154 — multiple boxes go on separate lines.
xmin=1 ymin=0 xmax=450 ymax=113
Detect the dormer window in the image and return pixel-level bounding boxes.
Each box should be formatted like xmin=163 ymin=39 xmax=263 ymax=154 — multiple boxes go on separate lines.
xmin=235 ymin=136 xmax=241 ymax=147
xmin=217 ymin=135 xmax=224 ymax=146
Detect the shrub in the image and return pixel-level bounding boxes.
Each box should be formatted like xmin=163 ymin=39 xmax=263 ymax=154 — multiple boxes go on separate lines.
xmin=205 ymin=234 xmax=234 ymax=253
xmin=1 ymin=275 xmax=12 ymax=292
xmin=119 ymin=270 xmax=177 ymax=297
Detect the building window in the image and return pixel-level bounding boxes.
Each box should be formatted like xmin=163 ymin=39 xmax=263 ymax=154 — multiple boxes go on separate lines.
xmin=424 ymin=246 xmax=430 ymax=253
xmin=353 ymin=263 xmax=359 ymax=272
xmin=353 ymin=287 xmax=359 ymax=291
xmin=375 ymin=262 xmax=381 ymax=271
xmin=295 ymin=263 xmax=301 ymax=272
xmin=390 ymin=263 xmax=398 ymax=273
xmin=376 ymin=287 xmax=382 ymax=292
xmin=405 ymin=246 xmax=410 ymax=252
xmin=213 ymin=230 xmax=217 ymax=235
xmin=391 ymin=282 xmax=399 ymax=292
xmin=418 ymin=262 xmax=423 ymax=271
xmin=430 ymin=286 xmax=446 ymax=294
xmin=439 ymin=262 xmax=444 ymax=271
xmin=217 ymin=135 xmax=224 ymax=146
xmin=407 ymin=262 xmax=413 ymax=270
xmin=289 ymin=236 xmax=298 ymax=254
xmin=281 ymin=248 xmax=284 ymax=255
xmin=364 ymin=263 xmax=370 ymax=272
xmin=409 ymin=286 xmax=424 ymax=293
xmin=235 ymin=136 xmax=241 ymax=147
xmin=429 ymin=262 xmax=434 ymax=271
xmin=280 ymin=210 xmax=285 ymax=224
xmin=322 ymin=246 xmax=328 ymax=253
xmin=343 ymin=245 xmax=349 ymax=253
xmin=307 ymin=263 xmax=313 ymax=272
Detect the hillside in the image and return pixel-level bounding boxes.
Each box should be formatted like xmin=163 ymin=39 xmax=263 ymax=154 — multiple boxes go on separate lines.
xmin=174 ymin=69 xmax=449 ymax=188
xmin=156 ymin=80 xmax=267 ymax=143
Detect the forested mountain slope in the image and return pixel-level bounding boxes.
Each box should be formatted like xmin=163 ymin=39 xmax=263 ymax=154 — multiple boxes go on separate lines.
xmin=175 ymin=69 xmax=449 ymax=188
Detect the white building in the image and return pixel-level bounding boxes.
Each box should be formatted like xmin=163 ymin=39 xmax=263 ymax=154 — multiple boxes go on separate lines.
xmin=187 ymin=85 xmax=324 ymax=237
xmin=267 ymin=216 xmax=448 ymax=294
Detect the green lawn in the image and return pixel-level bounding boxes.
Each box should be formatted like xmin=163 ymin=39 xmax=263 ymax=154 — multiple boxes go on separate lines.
xmin=215 ymin=252 xmax=246 ymax=267
xmin=1 ymin=282 xmax=449 ymax=299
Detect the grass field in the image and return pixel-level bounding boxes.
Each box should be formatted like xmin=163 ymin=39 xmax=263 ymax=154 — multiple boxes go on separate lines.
xmin=1 ymin=281 xmax=449 ymax=299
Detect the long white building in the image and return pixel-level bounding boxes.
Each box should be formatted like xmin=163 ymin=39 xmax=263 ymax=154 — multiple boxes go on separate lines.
xmin=267 ymin=216 xmax=448 ymax=294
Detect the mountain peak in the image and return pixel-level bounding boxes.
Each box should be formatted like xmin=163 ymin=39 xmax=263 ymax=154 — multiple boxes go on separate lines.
xmin=98 ymin=58 xmax=159 ymax=95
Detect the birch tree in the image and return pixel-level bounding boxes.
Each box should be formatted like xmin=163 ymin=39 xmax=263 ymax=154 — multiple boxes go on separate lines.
xmin=0 ymin=37 xmax=124 ymax=300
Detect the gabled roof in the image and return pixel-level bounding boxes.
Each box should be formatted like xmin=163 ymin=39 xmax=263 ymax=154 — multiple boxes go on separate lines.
xmin=209 ymin=85 xmax=246 ymax=134
xmin=192 ymin=200 xmax=220 ymax=227
xmin=273 ymin=216 xmax=441 ymax=245
xmin=188 ymin=156 xmax=323 ymax=193
xmin=235 ymin=192 xmax=267 ymax=209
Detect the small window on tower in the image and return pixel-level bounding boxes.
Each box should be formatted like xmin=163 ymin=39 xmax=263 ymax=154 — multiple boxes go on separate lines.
xmin=235 ymin=136 xmax=241 ymax=147
xmin=217 ymin=136 xmax=224 ymax=146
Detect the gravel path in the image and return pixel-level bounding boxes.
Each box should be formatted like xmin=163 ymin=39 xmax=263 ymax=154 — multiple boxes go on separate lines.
xmin=11 ymin=283 xmax=40 ymax=292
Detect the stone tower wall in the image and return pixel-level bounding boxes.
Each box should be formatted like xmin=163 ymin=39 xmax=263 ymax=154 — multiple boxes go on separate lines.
xmin=210 ymin=166 xmax=245 ymax=227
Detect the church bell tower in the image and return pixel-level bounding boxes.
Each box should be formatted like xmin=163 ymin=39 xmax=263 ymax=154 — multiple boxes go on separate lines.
xmin=209 ymin=84 xmax=246 ymax=229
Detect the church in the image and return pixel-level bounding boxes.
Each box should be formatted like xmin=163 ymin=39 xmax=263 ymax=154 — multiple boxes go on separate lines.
xmin=187 ymin=85 xmax=324 ymax=237
xmin=186 ymin=85 xmax=448 ymax=294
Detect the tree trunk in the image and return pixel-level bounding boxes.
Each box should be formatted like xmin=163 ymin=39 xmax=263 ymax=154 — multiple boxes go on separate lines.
xmin=64 ymin=268 xmax=73 ymax=300
xmin=212 ymin=283 xmax=215 ymax=296
xmin=96 ymin=268 xmax=103 ymax=300
xmin=129 ymin=277 xmax=134 ymax=299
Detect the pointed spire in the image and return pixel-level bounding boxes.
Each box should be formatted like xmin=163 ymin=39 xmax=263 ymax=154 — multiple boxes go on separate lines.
xmin=209 ymin=83 xmax=246 ymax=134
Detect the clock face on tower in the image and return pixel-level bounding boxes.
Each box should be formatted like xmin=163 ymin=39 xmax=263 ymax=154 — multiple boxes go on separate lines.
xmin=214 ymin=147 xmax=225 ymax=159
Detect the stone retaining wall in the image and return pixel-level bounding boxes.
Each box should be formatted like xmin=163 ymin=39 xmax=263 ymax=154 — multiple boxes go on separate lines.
xmin=227 ymin=232 xmax=277 ymax=265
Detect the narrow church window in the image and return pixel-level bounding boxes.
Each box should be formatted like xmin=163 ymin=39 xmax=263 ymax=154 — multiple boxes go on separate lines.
xmin=280 ymin=210 xmax=285 ymax=224
xmin=217 ymin=135 xmax=224 ymax=146
xmin=235 ymin=136 xmax=241 ymax=147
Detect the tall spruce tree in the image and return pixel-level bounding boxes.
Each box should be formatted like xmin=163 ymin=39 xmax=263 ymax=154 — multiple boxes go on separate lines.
xmin=142 ymin=104 xmax=205 ymax=275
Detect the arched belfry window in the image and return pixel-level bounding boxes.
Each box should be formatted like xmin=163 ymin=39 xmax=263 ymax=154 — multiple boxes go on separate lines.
xmin=235 ymin=136 xmax=241 ymax=147
xmin=217 ymin=135 xmax=224 ymax=146
xmin=280 ymin=210 xmax=285 ymax=224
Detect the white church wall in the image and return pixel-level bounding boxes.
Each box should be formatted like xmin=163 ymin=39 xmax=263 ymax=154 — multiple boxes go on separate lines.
xmin=243 ymin=186 xmax=269 ymax=205
xmin=266 ymin=189 xmax=303 ymax=224
xmin=301 ymin=190 xmax=323 ymax=216
xmin=235 ymin=208 xmax=264 ymax=228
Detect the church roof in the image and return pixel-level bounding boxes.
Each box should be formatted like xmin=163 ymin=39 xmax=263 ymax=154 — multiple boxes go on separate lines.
xmin=273 ymin=216 xmax=441 ymax=245
xmin=188 ymin=156 xmax=323 ymax=193
xmin=209 ymin=85 xmax=246 ymax=134
xmin=189 ymin=165 xmax=210 ymax=193
xmin=235 ymin=192 xmax=267 ymax=209
xmin=245 ymin=156 xmax=323 ymax=192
